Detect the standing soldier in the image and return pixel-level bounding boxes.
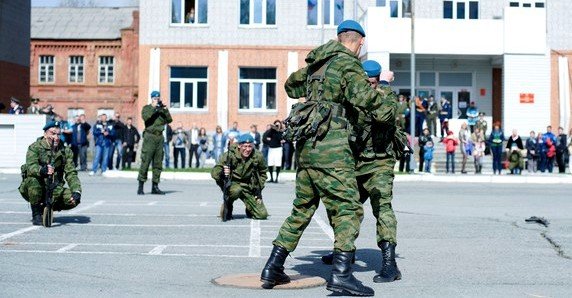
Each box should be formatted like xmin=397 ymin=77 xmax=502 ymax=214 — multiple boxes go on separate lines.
xmin=19 ymin=121 xmax=82 ymax=226
xmin=260 ymin=20 xmax=395 ymax=296
xmin=137 ymin=91 xmax=172 ymax=195
xmin=211 ymin=134 xmax=268 ymax=220
xmin=321 ymin=60 xmax=403 ymax=283
xmin=476 ymin=112 xmax=488 ymax=137
xmin=27 ymin=98 xmax=41 ymax=114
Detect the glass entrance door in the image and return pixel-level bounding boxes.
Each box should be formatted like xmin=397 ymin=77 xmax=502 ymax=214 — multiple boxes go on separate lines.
xmin=439 ymin=89 xmax=471 ymax=119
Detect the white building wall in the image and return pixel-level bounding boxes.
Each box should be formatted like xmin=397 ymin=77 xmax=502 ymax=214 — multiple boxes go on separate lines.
xmin=0 ymin=115 xmax=46 ymax=168
xmin=503 ymin=53 xmax=551 ymax=134
xmin=547 ymin=0 xmax=572 ymax=50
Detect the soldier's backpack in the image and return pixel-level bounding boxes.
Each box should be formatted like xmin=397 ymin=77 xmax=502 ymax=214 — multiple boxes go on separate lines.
xmin=283 ymin=56 xmax=343 ymax=147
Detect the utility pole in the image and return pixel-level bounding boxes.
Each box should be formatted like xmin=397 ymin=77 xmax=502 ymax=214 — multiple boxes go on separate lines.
xmin=409 ymin=0 xmax=416 ymax=171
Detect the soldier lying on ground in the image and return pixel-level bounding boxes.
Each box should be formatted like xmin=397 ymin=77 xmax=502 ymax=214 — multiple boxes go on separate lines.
xmin=19 ymin=121 xmax=82 ymax=226
xmin=211 ymin=134 xmax=268 ymax=220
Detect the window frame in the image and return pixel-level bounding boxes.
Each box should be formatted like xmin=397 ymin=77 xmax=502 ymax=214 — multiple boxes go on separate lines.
xmin=239 ymin=0 xmax=277 ymax=28
xmin=170 ymin=0 xmax=209 ymax=26
xmin=307 ymin=0 xmax=344 ymax=27
xmin=169 ymin=66 xmax=209 ymax=112
xmin=39 ymin=55 xmax=55 ymax=84
xmin=98 ymin=56 xmax=115 ymax=85
xmin=238 ymin=67 xmax=277 ymax=113
xmin=443 ymin=0 xmax=479 ymax=20
xmin=68 ymin=56 xmax=84 ymax=84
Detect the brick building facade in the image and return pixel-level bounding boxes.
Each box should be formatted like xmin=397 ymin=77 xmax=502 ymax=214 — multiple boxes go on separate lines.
xmin=30 ymin=7 xmax=139 ymax=122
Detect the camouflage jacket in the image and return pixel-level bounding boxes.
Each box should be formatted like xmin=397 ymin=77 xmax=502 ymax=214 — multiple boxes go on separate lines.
xmin=285 ymin=40 xmax=395 ymax=169
xmin=25 ymin=137 xmax=81 ymax=194
xmin=141 ymin=105 xmax=173 ymax=135
xmin=211 ymin=146 xmax=268 ymax=190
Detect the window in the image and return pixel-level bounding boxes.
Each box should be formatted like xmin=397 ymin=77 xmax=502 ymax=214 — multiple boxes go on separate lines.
xmin=307 ymin=0 xmax=343 ymax=26
xmin=67 ymin=108 xmax=84 ymax=120
xmin=456 ymin=2 xmax=465 ymax=19
xmin=419 ymin=72 xmax=436 ymax=86
xmin=443 ymin=1 xmax=453 ymax=19
xmin=239 ymin=68 xmax=276 ymax=111
xmin=535 ymin=2 xmax=544 ymax=8
xmin=444 ymin=1 xmax=478 ymax=19
xmin=68 ymin=56 xmax=84 ymax=83
xmin=469 ymin=1 xmax=478 ymax=19
xmin=169 ymin=67 xmax=208 ymax=110
xmin=509 ymin=2 xmax=519 ymax=7
xmin=240 ymin=0 xmax=275 ymax=25
xmin=39 ymin=55 xmax=55 ymax=83
xmin=390 ymin=0 xmax=398 ymax=18
xmin=439 ymin=72 xmax=473 ymax=87
xmin=376 ymin=0 xmax=386 ymax=6
xmin=523 ymin=3 xmax=531 ymax=7
xmin=171 ymin=0 xmax=208 ymax=24
xmin=97 ymin=109 xmax=114 ymax=117
xmin=98 ymin=56 xmax=114 ymax=84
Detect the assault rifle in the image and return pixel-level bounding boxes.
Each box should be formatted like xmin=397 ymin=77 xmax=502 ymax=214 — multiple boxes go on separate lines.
xmin=221 ymin=143 xmax=233 ymax=222
xmin=42 ymin=140 xmax=59 ymax=227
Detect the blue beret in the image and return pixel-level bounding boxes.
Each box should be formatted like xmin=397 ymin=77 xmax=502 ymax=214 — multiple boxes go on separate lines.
xmin=362 ymin=60 xmax=381 ymax=77
xmin=150 ymin=91 xmax=160 ymax=98
xmin=43 ymin=121 xmax=60 ymax=131
xmin=337 ymin=20 xmax=365 ymax=37
xmin=238 ymin=134 xmax=254 ymax=144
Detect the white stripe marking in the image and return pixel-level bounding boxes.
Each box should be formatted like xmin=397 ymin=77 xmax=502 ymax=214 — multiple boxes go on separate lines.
xmin=147 ymin=201 xmax=158 ymax=206
xmin=147 ymin=245 xmax=168 ymax=255
xmin=199 ymin=202 xmax=208 ymax=207
xmin=56 ymin=244 xmax=78 ymax=252
xmin=0 ymin=250 xmax=257 ymax=258
xmin=248 ymin=219 xmax=261 ymax=257
xmin=68 ymin=200 xmax=105 ymax=214
xmin=313 ymin=215 xmax=335 ymax=242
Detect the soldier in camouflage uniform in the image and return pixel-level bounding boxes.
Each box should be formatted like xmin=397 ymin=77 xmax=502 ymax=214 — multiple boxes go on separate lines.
xmin=211 ymin=134 xmax=268 ymax=220
xmin=19 ymin=121 xmax=82 ymax=226
xmin=321 ymin=60 xmax=403 ymax=283
xmin=260 ymin=20 xmax=396 ymax=297
xmin=137 ymin=91 xmax=173 ymax=195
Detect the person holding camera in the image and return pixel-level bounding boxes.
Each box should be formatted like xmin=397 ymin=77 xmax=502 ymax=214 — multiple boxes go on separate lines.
xmin=90 ymin=113 xmax=114 ymax=175
xmin=137 ymin=91 xmax=173 ymax=195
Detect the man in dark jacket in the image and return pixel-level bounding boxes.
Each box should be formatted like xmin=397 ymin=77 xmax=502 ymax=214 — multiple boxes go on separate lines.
xmin=556 ymin=126 xmax=568 ymax=173
xmin=108 ymin=113 xmax=126 ymax=170
xmin=122 ymin=117 xmax=140 ymax=169
xmin=71 ymin=114 xmax=91 ymax=171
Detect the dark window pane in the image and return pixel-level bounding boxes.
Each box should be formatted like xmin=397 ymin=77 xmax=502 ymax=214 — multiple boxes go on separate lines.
xmin=308 ymin=0 xmax=318 ymax=25
xmin=523 ymin=3 xmax=531 ymax=8
xmin=267 ymin=0 xmax=276 ymax=25
xmin=402 ymin=0 xmax=411 ymax=17
xmin=197 ymin=82 xmax=207 ymax=108
xmin=184 ymin=83 xmax=193 ymax=107
xmin=266 ymin=82 xmax=276 ymax=109
xmin=199 ymin=0 xmax=208 ymax=23
xmin=171 ymin=67 xmax=207 ymax=79
xmin=240 ymin=0 xmax=250 ymax=24
xmin=184 ymin=0 xmax=195 ymax=23
xmin=390 ymin=0 xmax=398 ymax=18
xmin=457 ymin=2 xmax=465 ymax=19
xmin=172 ymin=0 xmax=182 ymax=23
xmin=239 ymin=83 xmax=250 ymax=109
xmin=469 ymin=1 xmax=478 ymax=19
xmin=239 ymin=67 xmax=276 ymax=79
xmin=509 ymin=2 xmax=519 ymax=7
xmin=376 ymin=0 xmax=386 ymax=6
xmin=535 ymin=3 xmax=544 ymax=8
xmin=170 ymin=81 xmax=181 ymax=108
xmin=253 ymin=83 xmax=263 ymax=108
xmin=323 ymin=0 xmax=330 ymax=25
xmin=444 ymin=1 xmax=453 ymax=19
xmin=254 ymin=0 xmax=263 ymax=23
xmin=334 ymin=0 xmax=343 ymax=25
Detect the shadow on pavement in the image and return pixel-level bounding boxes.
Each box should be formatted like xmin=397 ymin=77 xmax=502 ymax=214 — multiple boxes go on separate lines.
xmin=54 ymin=215 xmax=91 ymax=225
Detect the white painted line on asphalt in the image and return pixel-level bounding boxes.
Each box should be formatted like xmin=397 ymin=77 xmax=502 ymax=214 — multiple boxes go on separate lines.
xmin=260 ymin=236 xmax=329 ymax=241
xmin=63 ymin=223 xmax=249 ymax=228
xmin=262 ymin=225 xmax=322 ymax=230
xmin=0 ymin=249 xmax=259 ymax=258
xmin=313 ymin=215 xmax=335 ymax=242
xmin=0 ymin=211 xmax=28 ymax=214
xmin=248 ymin=219 xmax=261 ymax=257
xmin=200 ymin=202 xmax=208 ymax=207
xmin=0 ymin=226 xmax=40 ymax=242
xmin=68 ymin=200 xmax=106 ymax=214
xmin=1 ymin=241 xmax=332 ymax=250
xmin=0 ymin=212 xmax=214 ymax=218
xmin=56 ymin=244 xmax=78 ymax=252
xmin=147 ymin=201 xmax=158 ymax=206
xmin=147 ymin=245 xmax=168 ymax=255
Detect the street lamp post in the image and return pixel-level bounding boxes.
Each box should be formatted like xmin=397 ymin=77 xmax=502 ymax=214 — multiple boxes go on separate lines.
xmin=409 ymin=0 xmax=416 ymax=171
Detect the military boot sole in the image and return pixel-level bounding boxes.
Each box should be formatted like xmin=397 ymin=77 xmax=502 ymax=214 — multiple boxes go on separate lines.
xmin=373 ymin=271 xmax=402 ymax=283
xmin=260 ymin=277 xmax=290 ymax=289
xmin=42 ymin=206 xmax=53 ymax=227
xmin=326 ymin=283 xmax=375 ymax=297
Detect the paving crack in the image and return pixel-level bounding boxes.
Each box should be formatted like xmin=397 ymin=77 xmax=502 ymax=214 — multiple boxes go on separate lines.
xmin=540 ymin=232 xmax=571 ymax=260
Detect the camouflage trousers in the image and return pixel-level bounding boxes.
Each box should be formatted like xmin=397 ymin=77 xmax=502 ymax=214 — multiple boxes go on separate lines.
xmin=273 ymin=168 xmax=363 ymax=252
xmin=357 ymin=158 xmax=397 ymax=244
xmin=228 ymin=182 xmax=268 ymax=220
xmin=138 ymin=133 xmax=164 ymax=184
xmin=20 ymin=177 xmax=76 ymax=211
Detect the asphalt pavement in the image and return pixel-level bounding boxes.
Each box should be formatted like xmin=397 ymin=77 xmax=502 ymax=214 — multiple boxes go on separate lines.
xmin=0 ymin=173 xmax=570 ymax=297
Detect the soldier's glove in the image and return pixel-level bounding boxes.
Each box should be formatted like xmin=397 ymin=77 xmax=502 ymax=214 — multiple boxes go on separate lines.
xmin=71 ymin=192 xmax=81 ymax=205
xmin=40 ymin=165 xmax=49 ymax=177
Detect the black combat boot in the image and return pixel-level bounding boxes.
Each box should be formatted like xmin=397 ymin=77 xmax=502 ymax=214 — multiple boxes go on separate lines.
xmin=326 ymin=251 xmax=374 ymax=296
xmin=260 ymin=245 xmax=291 ymax=289
xmin=245 ymin=208 xmax=253 ymax=219
xmin=137 ymin=181 xmax=144 ymax=195
xmin=151 ymin=182 xmax=165 ymax=195
xmin=31 ymin=204 xmax=42 ymax=226
xmin=321 ymin=251 xmax=355 ymax=265
xmin=373 ymin=241 xmax=402 ymax=283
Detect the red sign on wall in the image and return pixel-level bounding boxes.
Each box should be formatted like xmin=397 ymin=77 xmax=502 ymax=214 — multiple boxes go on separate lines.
xmin=519 ymin=93 xmax=534 ymax=104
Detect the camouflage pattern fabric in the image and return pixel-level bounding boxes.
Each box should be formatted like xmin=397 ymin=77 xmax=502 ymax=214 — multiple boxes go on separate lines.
xmin=138 ymin=104 xmax=172 ymax=183
xmin=273 ymin=168 xmax=363 ymax=252
xmin=211 ymin=146 xmax=268 ymax=219
xmin=356 ymin=158 xmax=397 ymax=244
xmin=21 ymin=137 xmax=81 ymax=208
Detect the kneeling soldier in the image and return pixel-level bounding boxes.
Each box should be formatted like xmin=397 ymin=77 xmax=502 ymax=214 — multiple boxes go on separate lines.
xmin=19 ymin=121 xmax=82 ymax=226
xmin=211 ymin=134 xmax=268 ymax=220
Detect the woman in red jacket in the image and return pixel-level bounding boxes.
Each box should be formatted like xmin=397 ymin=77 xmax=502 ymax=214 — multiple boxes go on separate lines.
xmin=443 ymin=131 xmax=459 ymax=173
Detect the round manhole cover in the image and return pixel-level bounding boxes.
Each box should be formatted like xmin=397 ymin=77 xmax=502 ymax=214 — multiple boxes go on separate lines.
xmin=212 ymin=273 xmax=326 ymax=289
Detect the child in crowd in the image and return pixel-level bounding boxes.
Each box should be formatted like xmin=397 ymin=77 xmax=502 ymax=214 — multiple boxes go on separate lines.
xmin=423 ymin=141 xmax=434 ymax=173
xmin=474 ymin=140 xmax=486 ymax=174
